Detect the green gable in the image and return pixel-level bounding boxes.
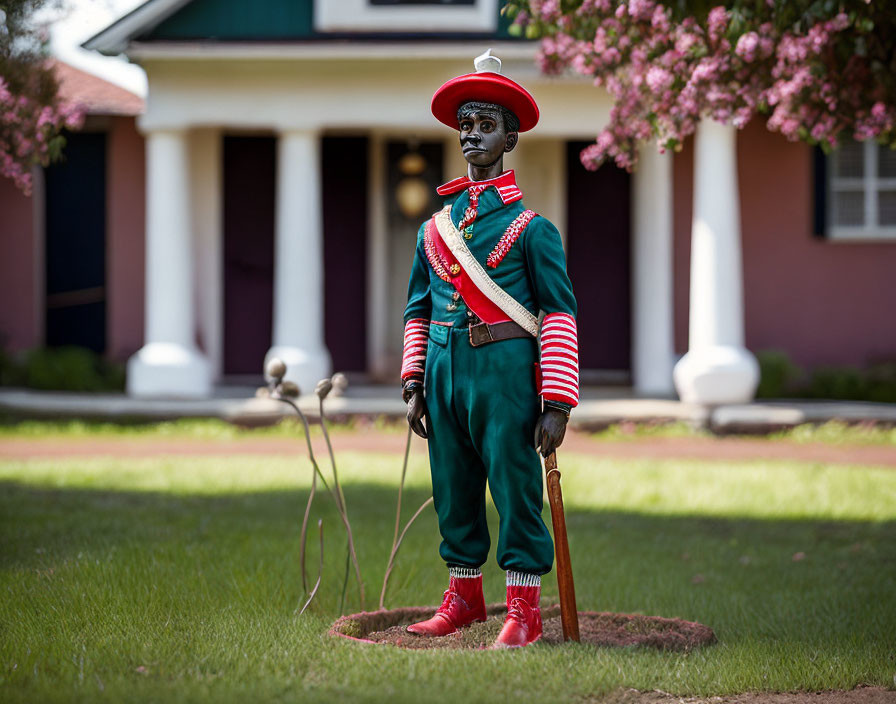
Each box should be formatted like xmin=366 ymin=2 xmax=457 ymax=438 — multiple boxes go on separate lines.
xmin=140 ymin=0 xmax=519 ymax=41
xmin=143 ymin=0 xmax=315 ymax=41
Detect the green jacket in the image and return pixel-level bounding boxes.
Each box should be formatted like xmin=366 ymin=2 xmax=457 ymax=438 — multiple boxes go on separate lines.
xmin=404 ymin=186 xmax=577 ymax=327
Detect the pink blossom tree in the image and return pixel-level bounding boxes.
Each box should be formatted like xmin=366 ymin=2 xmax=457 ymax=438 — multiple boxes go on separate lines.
xmin=503 ymin=0 xmax=896 ymax=171
xmin=1 ymin=0 xmax=83 ymax=194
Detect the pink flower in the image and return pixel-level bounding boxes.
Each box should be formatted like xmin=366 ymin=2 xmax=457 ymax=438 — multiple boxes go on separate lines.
xmin=651 ymin=5 xmax=670 ymax=32
xmin=628 ymin=0 xmax=656 ymax=22
xmin=525 ymin=0 xmax=892 ymax=173
xmin=735 ymin=32 xmax=760 ymax=62
xmin=707 ymin=6 xmax=729 ymax=42
xmin=827 ymin=13 xmax=849 ymax=32
xmin=674 ymin=31 xmax=699 ymax=55
xmin=646 ymin=66 xmax=673 ymax=93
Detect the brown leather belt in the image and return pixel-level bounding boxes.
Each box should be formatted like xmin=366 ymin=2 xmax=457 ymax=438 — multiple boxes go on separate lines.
xmin=468 ymin=320 xmax=532 ymax=347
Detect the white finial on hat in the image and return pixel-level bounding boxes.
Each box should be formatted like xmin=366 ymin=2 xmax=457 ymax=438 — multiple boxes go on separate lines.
xmin=474 ymin=48 xmax=502 ymax=74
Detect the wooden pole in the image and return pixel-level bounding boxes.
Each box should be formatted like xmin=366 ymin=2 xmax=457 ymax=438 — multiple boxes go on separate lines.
xmin=544 ymin=451 xmax=580 ymax=642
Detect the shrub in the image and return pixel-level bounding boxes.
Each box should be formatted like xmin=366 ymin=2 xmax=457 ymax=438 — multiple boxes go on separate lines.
xmin=756 ymin=350 xmax=896 ymax=403
xmin=806 ymin=366 xmax=868 ymax=401
xmin=755 ymin=350 xmax=801 ymax=398
xmin=0 ymin=346 xmax=125 ymax=392
xmin=866 ymin=363 xmax=896 ymax=404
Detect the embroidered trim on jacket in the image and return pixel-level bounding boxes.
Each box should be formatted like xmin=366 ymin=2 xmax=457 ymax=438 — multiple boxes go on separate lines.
xmin=424 ymin=225 xmax=452 ymax=282
xmin=487 ymin=209 xmax=537 ymax=268
xmin=434 ymin=205 xmax=539 ymax=336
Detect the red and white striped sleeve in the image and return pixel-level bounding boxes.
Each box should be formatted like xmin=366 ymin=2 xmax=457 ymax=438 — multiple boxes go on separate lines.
xmin=400 ymin=318 xmax=430 ymax=382
xmin=539 ymin=312 xmax=579 ymax=407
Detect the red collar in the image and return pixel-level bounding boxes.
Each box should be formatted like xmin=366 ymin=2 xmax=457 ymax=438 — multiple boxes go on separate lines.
xmin=436 ymin=170 xmax=523 ymax=205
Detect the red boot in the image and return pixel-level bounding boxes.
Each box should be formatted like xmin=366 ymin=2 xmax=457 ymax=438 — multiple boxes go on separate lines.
xmin=493 ymin=573 xmax=542 ymax=648
xmin=406 ymin=569 xmax=487 ymax=637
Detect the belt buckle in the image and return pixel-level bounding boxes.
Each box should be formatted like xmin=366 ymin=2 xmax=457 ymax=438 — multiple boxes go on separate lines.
xmin=468 ymin=322 xmax=493 ymax=347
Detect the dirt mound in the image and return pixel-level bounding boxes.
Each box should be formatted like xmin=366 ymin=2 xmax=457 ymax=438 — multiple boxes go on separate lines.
xmin=599 ymin=686 xmax=896 ymax=703
xmin=329 ymin=603 xmax=716 ymax=651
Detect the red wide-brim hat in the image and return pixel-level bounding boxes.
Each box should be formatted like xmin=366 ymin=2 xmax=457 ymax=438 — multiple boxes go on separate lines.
xmin=431 ymin=72 xmax=539 ymax=132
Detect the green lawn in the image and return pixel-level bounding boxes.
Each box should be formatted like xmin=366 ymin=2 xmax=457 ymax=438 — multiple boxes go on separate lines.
xmin=1 ymin=435 xmax=895 ymax=703
xmin=2 ymin=416 xmax=895 ymax=445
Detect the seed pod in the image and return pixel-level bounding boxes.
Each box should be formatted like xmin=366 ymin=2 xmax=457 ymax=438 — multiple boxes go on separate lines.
xmin=331 ymin=372 xmax=349 ymax=394
xmin=265 ymin=357 xmax=287 ymax=382
xmin=315 ymin=378 xmax=333 ymax=400
xmin=279 ymin=381 xmax=300 ymax=399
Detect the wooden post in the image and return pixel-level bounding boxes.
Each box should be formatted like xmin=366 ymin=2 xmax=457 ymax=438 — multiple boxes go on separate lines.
xmin=544 ymin=451 xmax=580 ymax=642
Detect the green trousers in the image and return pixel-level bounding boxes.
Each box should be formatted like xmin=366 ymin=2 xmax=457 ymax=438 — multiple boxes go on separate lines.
xmin=423 ymin=323 xmax=554 ymax=575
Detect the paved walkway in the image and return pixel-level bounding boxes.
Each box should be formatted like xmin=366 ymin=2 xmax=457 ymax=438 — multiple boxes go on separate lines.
xmin=2 ymin=387 xmax=896 ymax=434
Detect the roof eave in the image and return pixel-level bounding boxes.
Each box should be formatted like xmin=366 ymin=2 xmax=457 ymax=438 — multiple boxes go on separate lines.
xmin=127 ymin=39 xmax=538 ymax=62
xmin=81 ymin=0 xmax=193 ymax=55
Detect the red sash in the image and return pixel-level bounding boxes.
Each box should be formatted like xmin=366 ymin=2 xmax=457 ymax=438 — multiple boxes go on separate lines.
xmin=426 ymin=216 xmax=511 ymax=325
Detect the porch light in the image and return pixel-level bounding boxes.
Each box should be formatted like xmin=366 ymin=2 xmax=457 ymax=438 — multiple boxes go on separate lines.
xmin=395 ymin=149 xmax=429 ymax=219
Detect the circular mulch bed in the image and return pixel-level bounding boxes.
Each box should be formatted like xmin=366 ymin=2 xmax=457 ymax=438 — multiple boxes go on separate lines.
xmin=329 ymin=603 xmax=716 ymax=651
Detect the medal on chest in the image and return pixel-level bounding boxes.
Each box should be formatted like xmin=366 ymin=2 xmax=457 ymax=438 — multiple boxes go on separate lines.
xmin=446 ymin=291 xmax=461 ymax=312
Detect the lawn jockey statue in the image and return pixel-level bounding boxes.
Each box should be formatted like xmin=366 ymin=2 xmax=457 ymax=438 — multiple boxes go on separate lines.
xmin=401 ymin=50 xmax=579 ymax=648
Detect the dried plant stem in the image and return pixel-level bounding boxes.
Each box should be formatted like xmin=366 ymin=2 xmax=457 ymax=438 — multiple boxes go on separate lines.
xmin=319 ymin=397 xmax=365 ymax=610
xmin=319 ymin=398 xmax=348 ymax=513
xmin=339 ymin=540 xmax=350 ymax=615
xmin=281 ymin=400 xmax=332 ymax=494
xmin=299 ymin=519 xmax=324 ymax=615
xmin=379 ymin=496 xmax=434 ymax=610
xmin=379 ymin=427 xmax=414 ymax=610
xmin=298 ymin=458 xmax=317 ymax=593
xmin=392 ymin=427 xmax=413 ymax=550
xmin=276 ymin=400 xmax=332 ymax=596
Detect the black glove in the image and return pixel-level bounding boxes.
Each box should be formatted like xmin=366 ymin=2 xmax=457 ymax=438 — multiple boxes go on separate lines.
xmin=533 ymin=408 xmax=568 ymax=457
xmin=406 ymin=386 xmax=428 ymax=439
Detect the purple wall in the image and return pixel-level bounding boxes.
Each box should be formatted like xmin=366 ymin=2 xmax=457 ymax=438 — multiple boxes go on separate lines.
xmin=106 ymin=116 xmax=146 ymax=362
xmin=0 ymin=176 xmax=39 ymax=352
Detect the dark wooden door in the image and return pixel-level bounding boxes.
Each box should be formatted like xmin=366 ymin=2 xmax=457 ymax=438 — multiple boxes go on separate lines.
xmin=322 ymin=136 xmax=368 ymax=373
xmin=565 ymin=141 xmax=631 ymax=375
xmin=44 ymin=131 xmax=107 ymax=353
xmin=223 ymin=135 xmax=275 ymax=375
xmin=385 ymin=141 xmax=444 ymax=373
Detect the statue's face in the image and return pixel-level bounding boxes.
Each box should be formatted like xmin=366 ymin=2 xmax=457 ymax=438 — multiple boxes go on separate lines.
xmin=458 ymin=106 xmax=515 ymax=169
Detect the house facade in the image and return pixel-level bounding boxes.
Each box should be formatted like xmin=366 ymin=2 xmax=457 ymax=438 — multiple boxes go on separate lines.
xmin=2 ymin=0 xmax=893 ymax=401
xmin=0 ymin=60 xmax=145 ymax=364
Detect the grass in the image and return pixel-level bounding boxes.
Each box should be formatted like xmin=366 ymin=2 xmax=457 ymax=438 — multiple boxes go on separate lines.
xmin=589 ymin=419 xmax=896 ymax=446
xmin=2 ymin=416 xmax=894 ymax=445
xmin=0 ymin=416 xmax=387 ymax=439
xmin=1 ymin=432 xmax=895 ymax=703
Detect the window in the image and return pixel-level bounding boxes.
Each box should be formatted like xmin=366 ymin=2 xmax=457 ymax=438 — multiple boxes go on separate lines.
xmin=314 ymin=0 xmax=498 ymax=33
xmin=827 ymin=139 xmax=896 ymax=240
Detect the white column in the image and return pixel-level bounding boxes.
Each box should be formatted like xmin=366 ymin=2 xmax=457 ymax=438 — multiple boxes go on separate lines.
xmin=265 ymin=129 xmax=332 ymax=393
xmin=366 ymin=134 xmax=391 ymax=379
xmin=128 ymin=129 xmax=211 ymax=397
xmin=632 ymin=145 xmax=675 ymax=396
xmin=673 ymin=119 xmax=758 ymax=404
xmin=190 ymin=129 xmax=223 ymax=381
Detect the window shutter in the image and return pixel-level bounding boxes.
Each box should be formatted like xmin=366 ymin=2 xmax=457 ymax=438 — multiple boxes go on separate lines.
xmin=812 ymin=145 xmax=828 ymax=238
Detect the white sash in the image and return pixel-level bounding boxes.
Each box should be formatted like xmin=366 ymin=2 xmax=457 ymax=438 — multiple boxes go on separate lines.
xmin=434 ymin=205 xmax=539 ymax=337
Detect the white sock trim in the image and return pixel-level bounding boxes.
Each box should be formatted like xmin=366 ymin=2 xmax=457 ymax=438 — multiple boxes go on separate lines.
xmin=506 ymin=571 xmax=541 ymax=587
xmin=449 ymin=566 xmax=481 ymax=579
